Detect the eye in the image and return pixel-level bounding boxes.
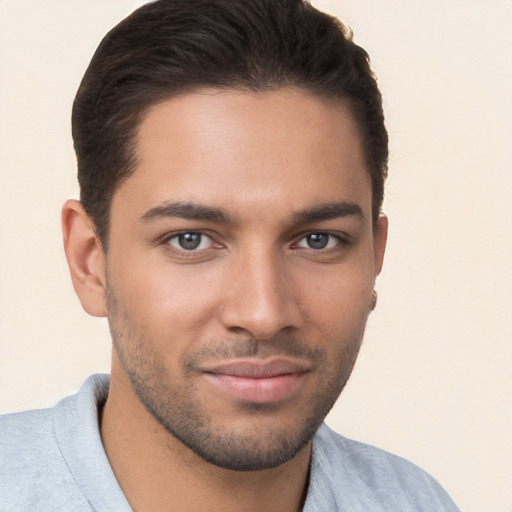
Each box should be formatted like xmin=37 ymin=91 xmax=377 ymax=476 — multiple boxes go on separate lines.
xmin=295 ymin=233 xmax=341 ymax=250
xmin=166 ymin=232 xmax=215 ymax=251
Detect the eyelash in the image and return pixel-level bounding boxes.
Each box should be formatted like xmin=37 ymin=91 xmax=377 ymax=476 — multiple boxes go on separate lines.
xmin=161 ymin=231 xmax=219 ymax=255
xmin=160 ymin=230 xmax=350 ymax=255
xmin=292 ymin=232 xmax=350 ymax=251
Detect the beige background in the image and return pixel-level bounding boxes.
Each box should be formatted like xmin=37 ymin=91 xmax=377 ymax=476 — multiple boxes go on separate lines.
xmin=1 ymin=1 xmax=511 ymax=510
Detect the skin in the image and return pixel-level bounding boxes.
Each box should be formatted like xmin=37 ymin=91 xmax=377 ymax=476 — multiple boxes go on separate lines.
xmin=62 ymin=87 xmax=387 ymax=512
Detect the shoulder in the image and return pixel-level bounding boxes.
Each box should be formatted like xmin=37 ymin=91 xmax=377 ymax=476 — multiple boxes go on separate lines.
xmin=0 ymin=374 xmax=111 ymax=511
xmin=0 ymin=404 xmax=62 ymax=477
xmin=306 ymin=424 xmax=460 ymax=511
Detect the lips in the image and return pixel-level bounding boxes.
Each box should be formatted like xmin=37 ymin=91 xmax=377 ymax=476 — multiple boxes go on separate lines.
xmin=201 ymin=359 xmax=310 ymax=404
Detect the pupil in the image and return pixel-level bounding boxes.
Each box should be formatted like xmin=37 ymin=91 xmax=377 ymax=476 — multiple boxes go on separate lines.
xmin=179 ymin=233 xmax=201 ymax=250
xmin=308 ymin=233 xmax=329 ymax=249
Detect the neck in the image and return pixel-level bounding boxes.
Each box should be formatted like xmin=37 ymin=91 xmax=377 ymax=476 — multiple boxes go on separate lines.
xmin=100 ymin=367 xmax=311 ymax=512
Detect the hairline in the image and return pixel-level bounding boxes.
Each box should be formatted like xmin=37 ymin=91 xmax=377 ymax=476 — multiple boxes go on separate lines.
xmin=94 ymin=84 xmax=377 ymax=251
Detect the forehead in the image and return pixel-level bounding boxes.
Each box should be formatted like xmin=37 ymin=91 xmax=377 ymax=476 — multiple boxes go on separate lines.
xmin=114 ymin=87 xmax=371 ymax=222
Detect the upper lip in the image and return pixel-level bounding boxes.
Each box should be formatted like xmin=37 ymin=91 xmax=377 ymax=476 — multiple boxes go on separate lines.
xmin=200 ymin=358 xmax=310 ymax=378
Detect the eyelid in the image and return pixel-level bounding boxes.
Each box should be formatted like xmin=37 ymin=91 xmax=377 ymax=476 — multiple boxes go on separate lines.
xmin=291 ymin=231 xmax=351 ymax=249
xmin=160 ymin=230 xmax=223 ymax=254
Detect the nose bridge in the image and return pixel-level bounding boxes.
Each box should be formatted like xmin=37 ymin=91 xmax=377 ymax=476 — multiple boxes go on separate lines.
xmin=220 ymin=242 xmax=301 ymax=338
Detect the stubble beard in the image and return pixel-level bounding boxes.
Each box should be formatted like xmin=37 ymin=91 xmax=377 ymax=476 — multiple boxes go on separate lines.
xmin=106 ymin=288 xmax=366 ymax=472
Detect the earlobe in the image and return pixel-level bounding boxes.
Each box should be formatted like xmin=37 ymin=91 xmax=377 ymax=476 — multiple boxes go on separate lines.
xmin=62 ymin=199 xmax=107 ymax=317
xmin=373 ymin=213 xmax=388 ymax=276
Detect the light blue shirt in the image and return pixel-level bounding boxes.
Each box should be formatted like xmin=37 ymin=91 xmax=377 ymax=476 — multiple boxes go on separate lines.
xmin=0 ymin=374 xmax=459 ymax=511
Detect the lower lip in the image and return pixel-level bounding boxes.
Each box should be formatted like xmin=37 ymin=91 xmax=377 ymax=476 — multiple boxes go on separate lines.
xmin=203 ymin=373 xmax=305 ymax=403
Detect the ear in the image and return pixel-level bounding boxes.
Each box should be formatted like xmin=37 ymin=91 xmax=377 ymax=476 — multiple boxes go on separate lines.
xmin=62 ymin=199 xmax=107 ymax=317
xmin=373 ymin=213 xmax=388 ymax=277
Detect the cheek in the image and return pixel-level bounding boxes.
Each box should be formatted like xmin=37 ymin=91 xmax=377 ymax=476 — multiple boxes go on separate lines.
xmin=305 ymin=291 xmax=370 ymax=344
xmin=296 ymin=262 xmax=374 ymax=329
xmin=110 ymin=258 xmax=224 ymax=338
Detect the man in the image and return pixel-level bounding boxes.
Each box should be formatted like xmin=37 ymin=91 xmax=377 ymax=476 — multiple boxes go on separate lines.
xmin=0 ymin=0 xmax=459 ymax=510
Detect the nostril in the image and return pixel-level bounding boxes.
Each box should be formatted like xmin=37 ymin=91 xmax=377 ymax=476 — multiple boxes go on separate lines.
xmin=218 ymin=254 xmax=303 ymax=338
xmin=220 ymin=299 xmax=302 ymax=340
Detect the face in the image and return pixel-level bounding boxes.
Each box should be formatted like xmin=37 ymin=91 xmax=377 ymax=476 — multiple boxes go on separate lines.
xmin=104 ymin=88 xmax=387 ymax=471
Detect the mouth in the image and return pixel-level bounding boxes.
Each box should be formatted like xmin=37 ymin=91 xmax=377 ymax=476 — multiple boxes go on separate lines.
xmin=200 ymin=359 xmax=310 ymax=404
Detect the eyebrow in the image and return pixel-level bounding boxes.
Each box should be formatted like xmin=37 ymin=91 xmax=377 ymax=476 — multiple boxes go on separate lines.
xmin=140 ymin=201 xmax=230 ymax=223
xmin=293 ymin=201 xmax=365 ymax=224
xmin=139 ymin=199 xmax=365 ymax=225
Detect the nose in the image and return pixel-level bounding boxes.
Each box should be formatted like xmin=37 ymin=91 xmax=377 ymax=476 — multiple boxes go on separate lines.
xmin=219 ymin=248 xmax=303 ymax=339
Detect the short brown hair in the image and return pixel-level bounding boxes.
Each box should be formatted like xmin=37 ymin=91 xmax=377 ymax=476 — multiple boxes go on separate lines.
xmin=72 ymin=0 xmax=388 ymax=248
